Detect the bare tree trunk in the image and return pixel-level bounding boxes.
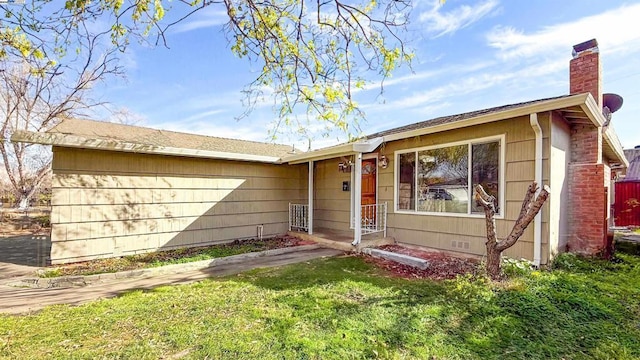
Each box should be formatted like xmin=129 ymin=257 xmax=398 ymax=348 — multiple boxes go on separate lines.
xmin=485 ymin=237 xmax=502 ymax=279
xmin=475 ymin=182 xmax=550 ymax=279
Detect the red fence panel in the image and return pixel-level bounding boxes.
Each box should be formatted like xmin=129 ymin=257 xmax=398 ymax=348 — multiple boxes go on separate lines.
xmin=614 ymin=181 xmax=640 ymax=226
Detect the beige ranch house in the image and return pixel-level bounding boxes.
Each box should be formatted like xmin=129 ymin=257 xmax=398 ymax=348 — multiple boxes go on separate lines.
xmin=13 ymin=40 xmax=628 ymax=265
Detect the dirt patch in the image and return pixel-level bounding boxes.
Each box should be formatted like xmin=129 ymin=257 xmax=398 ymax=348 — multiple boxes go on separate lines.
xmin=0 ymin=209 xmax=51 ymax=236
xmin=363 ymin=244 xmax=480 ymax=280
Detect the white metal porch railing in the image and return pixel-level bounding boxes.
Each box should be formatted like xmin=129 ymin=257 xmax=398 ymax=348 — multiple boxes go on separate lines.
xmin=288 ymin=203 xmax=309 ymax=231
xmin=352 ymin=202 xmax=388 ymax=237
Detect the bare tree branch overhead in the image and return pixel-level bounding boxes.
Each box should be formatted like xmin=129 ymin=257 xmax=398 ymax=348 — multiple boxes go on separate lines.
xmin=0 ymin=0 xmax=416 ymax=205
xmin=0 ymin=2 xmax=123 ymax=208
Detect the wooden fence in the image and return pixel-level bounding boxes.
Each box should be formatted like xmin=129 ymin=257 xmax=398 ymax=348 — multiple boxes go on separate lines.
xmin=614 ymin=181 xmax=640 ymax=226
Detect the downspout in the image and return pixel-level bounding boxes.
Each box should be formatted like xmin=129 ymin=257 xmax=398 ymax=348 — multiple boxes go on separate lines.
xmin=530 ymin=113 xmax=543 ymax=267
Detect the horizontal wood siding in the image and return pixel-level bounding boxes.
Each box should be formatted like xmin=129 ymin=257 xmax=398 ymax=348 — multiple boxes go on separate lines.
xmin=382 ymin=115 xmax=551 ymax=263
xmin=50 ymin=147 xmax=306 ymax=264
xmin=313 ymin=158 xmax=352 ymax=231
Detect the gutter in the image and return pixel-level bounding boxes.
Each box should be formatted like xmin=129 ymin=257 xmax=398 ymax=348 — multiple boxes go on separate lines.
xmin=283 ymin=137 xmax=383 ymax=164
xmin=283 ymin=95 xmax=594 ymax=164
xmin=381 ymin=94 xmax=592 ymax=143
xmin=603 ymin=123 xmax=629 ymax=168
xmin=11 ymin=130 xmax=282 ymax=164
xmin=529 ymin=113 xmax=543 ymax=267
xmin=581 ymin=94 xmax=628 ymax=167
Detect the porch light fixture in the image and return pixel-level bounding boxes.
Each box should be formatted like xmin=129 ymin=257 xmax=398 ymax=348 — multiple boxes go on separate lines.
xmin=338 ymin=161 xmax=352 ymax=173
xmin=379 ymin=155 xmax=388 ymax=169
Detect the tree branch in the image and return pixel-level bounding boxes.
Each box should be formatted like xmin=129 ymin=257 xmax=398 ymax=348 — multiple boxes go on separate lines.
xmin=497 ymin=185 xmax=550 ymax=252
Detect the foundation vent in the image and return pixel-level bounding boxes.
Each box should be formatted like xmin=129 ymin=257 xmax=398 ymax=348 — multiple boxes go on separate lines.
xmin=451 ymin=240 xmax=470 ymax=250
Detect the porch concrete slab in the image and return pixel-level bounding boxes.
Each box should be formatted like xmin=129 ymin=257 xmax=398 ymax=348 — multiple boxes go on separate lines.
xmin=0 ymin=247 xmax=343 ymax=315
xmin=362 ymin=248 xmax=430 ymax=270
xmin=288 ymin=230 xmax=394 ymax=252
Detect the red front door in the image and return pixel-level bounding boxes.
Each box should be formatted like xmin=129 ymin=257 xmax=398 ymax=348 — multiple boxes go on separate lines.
xmin=361 ymin=158 xmax=377 ymax=223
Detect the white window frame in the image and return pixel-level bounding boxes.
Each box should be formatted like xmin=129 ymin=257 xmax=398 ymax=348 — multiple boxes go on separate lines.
xmin=393 ymin=134 xmax=505 ymax=219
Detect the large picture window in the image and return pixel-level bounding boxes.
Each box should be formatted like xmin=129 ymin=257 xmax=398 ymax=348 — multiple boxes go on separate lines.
xmin=396 ymin=136 xmax=502 ymax=216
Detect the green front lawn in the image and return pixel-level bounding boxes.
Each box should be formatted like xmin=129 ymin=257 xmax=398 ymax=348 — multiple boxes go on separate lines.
xmin=2 ymin=253 xmax=640 ymax=359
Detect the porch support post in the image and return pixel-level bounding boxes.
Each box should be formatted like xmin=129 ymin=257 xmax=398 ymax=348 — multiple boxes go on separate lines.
xmin=308 ymin=160 xmax=314 ymax=235
xmin=352 ymin=153 xmax=362 ymax=246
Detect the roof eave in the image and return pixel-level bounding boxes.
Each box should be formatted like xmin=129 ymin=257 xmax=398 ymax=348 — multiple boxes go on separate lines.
xmin=11 ymin=130 xmax=283 ymax=164
xmin=580 ymin=94 xmax=628 ymax=167
xmin=602 ymin=124 xmax=629 ymax=167
xmin=381 ymin=93 xmax=594 ymax=143
xmin=283 ymin=137 xmax=384 ymax=164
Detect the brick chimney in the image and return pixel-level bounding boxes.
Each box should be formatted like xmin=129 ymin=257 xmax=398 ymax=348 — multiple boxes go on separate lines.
xmin=567 ymin=39 xmax=608 ymax=257
xmin=570 ymin=38 xmax=602 ymax=109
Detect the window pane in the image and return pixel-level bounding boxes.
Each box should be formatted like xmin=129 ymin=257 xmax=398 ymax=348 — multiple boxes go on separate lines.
xmin=472 ymin=141 xmax=500 ymax=213
xmin=417 ymin=145 xmax=468 ymax=213
xmin=398 ymin=152 xmax=415 ymax=210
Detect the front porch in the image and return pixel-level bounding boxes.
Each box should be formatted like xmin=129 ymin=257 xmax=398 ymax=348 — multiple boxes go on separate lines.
xmin=285 ymin=138 xmax=390 ymax=249
xmin=288 ymin=227 xmax=394 ymax=252
xmin=288 ymin=201 xmax=394 ymax=252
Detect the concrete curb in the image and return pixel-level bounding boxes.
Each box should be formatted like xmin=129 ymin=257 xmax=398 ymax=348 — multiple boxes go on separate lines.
xmin=6 ymin=244 xmax=321 ymax=289
xmin=362 ymin=248 xmax=430 ymax=270
xmin=617 ymin=235 xmax=640 ymax=255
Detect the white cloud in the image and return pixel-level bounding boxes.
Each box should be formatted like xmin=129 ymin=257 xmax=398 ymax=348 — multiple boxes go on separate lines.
xmin=171 ymin=6 xmax=228 ymax=34
xmin=90 ymin=105 xmax=149 ymax=126
xmin=179 ymin=109 xmax=228 ymax=123
xmin=486 ymin=3 xmax=640 ymax=60
xmin=375 ymin=58 xmax=565 ymax=112
xmin=181 ymin=91 xmax=243 ymax=111
xmin=359 ymin=60 xmax=495 ymax=92
xmin=419 ymin=0 xmax=499 ymax=37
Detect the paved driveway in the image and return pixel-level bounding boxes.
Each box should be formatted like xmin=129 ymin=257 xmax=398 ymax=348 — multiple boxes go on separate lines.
xmin=0 ymin=233 xmax=50 ymax=267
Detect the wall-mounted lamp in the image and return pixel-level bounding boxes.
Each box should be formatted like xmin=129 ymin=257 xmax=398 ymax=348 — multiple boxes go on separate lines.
xmin=379 ymin=155 xmax=388 ymax=169
xmin=339 ymin=156 xmax=353 ymax=173
xmin=338 ymin=162 xmax=352 ymax=173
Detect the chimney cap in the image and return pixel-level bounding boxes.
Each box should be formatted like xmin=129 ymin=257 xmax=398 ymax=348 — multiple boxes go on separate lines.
xmin=572 ymin=39 xmax=599 ymax=57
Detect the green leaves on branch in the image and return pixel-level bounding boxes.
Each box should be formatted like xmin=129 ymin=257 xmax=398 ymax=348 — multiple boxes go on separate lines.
xmin=0 ymin=27 xmax=44 ymax=59
xmin=226 ymin=0 xmax=413 ymax=140
xmin=2 ymin=0 xmax=414 ymax=141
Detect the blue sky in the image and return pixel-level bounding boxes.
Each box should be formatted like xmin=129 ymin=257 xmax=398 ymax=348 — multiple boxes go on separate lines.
xmin=93 ymin=0 xmax=640 ymax=150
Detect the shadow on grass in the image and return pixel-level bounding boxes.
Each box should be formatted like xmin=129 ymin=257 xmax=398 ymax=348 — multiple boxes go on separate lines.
xmin=3 ymin=254 xmax=639 ymax=359
xmin=217 ymin=254 xmax=640 ymax=359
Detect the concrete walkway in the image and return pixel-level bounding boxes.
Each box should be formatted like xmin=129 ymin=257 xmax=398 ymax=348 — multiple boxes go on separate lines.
xmin=0 ymin=262 xmax=39 ymax=281
xmin=0 ymin=247 xmax=342 ymax=315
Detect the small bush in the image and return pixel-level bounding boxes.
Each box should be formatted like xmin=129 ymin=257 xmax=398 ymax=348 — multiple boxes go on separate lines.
xmin=33 ymin=214 xmax=50 ymax=227
xmin=501 ymin=257 xmax=534 ymax=277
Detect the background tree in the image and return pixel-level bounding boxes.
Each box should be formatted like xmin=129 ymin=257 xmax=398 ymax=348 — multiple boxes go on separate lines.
xmin=0 ymin=5 xmax=122 ymax=208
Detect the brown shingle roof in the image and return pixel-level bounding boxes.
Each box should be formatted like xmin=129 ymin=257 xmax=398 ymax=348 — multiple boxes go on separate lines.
xmin=366 ymin=94 xmax=573 ymax=139
xmin=623 ymin=148 xmax=640 ymax=181
xmin=49 ymin=118 xmax=295 ymax=158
